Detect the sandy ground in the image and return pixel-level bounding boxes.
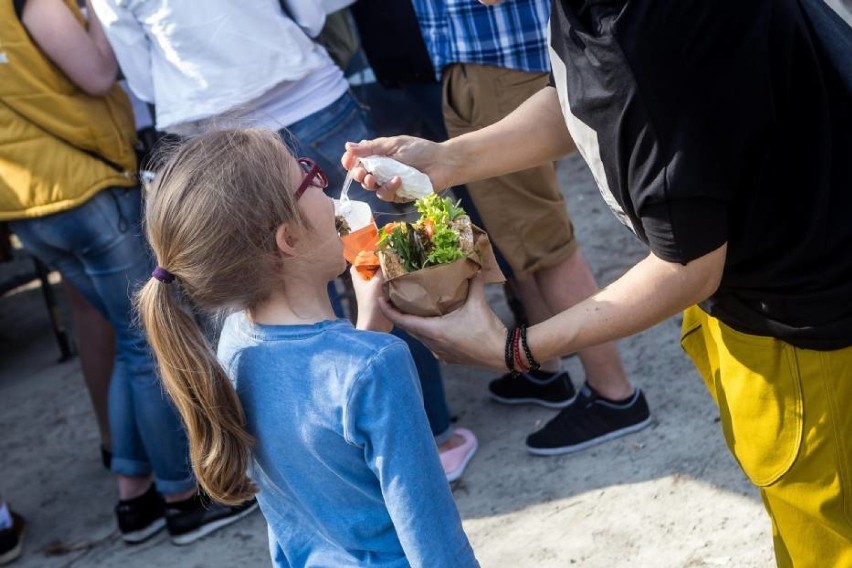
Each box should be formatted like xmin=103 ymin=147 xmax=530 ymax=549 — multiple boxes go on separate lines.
xmin=0 ymin=154 xmax=774 ymax=567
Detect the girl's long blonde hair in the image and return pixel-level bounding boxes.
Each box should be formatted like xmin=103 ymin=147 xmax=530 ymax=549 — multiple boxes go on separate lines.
xmin=137 ymin=129 xmax=304 ymax=504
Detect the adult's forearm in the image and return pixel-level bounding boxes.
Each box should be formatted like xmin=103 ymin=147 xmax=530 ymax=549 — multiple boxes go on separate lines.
xmin=526 ymin=245 xmax=727 ymax=364
xmin=442 ymin=86 xmax=576 ymax=187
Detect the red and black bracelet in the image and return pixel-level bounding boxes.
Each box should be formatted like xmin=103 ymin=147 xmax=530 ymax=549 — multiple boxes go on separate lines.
xmin=512 ymin=327 xmax=528 ymax=373
xmin=519 ymin=324 xmax=541 ymax=372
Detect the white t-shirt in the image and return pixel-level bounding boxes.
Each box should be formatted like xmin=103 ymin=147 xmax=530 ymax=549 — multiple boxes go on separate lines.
xmin=92 ymin=0 xmax=348 ymax=132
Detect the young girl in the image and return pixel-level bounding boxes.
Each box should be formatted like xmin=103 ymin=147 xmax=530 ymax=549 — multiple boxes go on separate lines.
xmin=92 ymin=0 xmax=480 ymax=483
xmin=137 ymin=129 xmax=478 ymax=567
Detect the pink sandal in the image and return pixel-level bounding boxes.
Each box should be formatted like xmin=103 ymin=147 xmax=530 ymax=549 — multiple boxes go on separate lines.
xmin=439 ymin=428 xmax=479 ymax=483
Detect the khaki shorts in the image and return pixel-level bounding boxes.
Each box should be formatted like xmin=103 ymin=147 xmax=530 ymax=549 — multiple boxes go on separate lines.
xmin=681 ymin=306 xmax=852 ymax=567
xmin=442 ymin=63 xmax=577 ymax=278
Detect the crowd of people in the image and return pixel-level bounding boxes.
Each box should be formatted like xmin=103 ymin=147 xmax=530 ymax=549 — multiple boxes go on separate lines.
xmin=0 ymin=0 xmax=849 ymax=567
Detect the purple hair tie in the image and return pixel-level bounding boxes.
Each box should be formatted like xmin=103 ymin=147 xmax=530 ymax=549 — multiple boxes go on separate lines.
xmin=152 ymin=266 xmax=176 ymax=284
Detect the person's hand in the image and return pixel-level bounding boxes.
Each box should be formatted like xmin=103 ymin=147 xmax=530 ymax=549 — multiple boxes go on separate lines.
xmin=351 ymin=267 xmax=393 ymax=332
xmin=340 ymin=136 xmax=457 ymax=202
xmin=378 ymin=274 xmax=507 ymax=369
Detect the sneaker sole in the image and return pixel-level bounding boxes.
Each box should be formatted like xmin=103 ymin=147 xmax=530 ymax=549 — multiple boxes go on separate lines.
xmin=489 ymin=392 xmax=576 ymax=410
xmin=170 ymin=501 xmax=258 ymax=546
xmin=0 ymin=527 xmax=24 ymax=566
xmin=525 ymin=415 xmax=653 ymax=456
xmin=122 ymin=518 xmax=166 ymax=544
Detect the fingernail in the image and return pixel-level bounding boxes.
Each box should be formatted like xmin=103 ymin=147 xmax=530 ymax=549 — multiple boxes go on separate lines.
xmin=345 ymin=142 xmax=360 ymax=149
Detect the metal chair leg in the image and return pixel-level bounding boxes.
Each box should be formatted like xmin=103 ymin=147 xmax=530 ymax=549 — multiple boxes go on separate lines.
xmin=32 ymin=257 xmax=74 ymax=362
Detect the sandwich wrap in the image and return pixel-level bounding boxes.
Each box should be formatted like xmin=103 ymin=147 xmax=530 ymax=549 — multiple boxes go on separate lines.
xmin=377 ymin=194 xmax=504 ymax=317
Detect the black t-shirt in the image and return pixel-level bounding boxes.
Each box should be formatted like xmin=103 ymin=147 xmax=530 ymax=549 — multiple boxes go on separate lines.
xmin=549 ymin=0 xmax=852 ymax=350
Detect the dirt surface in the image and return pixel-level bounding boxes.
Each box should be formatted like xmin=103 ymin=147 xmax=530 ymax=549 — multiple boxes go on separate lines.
xmin=0 ymin=155 xmax=774 ymax=567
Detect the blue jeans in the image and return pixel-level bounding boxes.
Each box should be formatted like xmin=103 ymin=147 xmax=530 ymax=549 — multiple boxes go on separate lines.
xmin=11 ymin=188 xmax=194 ymax=493
xmin=285 ymin=92 xmax=452 ymax=442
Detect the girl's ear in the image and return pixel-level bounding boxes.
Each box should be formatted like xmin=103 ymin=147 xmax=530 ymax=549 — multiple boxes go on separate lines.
xmin=275 ymin=224 xmax=298 ymax=256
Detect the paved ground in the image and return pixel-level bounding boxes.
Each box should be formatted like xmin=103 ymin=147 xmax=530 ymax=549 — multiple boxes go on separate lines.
xmin=0 ymin=154 xmax=774 ymax=567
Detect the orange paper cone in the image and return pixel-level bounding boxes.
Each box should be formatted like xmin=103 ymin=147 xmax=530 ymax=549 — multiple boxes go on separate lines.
xmin=341 ymin=221 xmax=380 ymax=280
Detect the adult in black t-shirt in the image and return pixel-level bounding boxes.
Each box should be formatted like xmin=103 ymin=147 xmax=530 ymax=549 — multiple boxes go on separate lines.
xmin=343 ymin=0 xmax=852 ymax=563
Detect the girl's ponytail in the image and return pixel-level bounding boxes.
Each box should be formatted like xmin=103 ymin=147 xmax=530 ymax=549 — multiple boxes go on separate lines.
xmin=137 ymin=277 xmax=256 ymax=505
xmin=138 ymin=128 xmax=304 ymax=504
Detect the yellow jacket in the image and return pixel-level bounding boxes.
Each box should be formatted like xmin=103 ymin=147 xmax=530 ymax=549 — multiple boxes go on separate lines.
xmin=0 ymin=0 xmax=137 ymax=221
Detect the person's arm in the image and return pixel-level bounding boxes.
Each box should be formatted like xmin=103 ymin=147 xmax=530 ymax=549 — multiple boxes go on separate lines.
xmin=21 ymin=0 xmax=118 ymax=95
xmin=379 ymin=244 xmax=726 ymax=369
xmin=349 ymin=267 xmax=392 ymax=332
xmin=527 ymin=244 xmax=726 ymax=363
xmin=341 ymin=86 xmax=574 ymax=201
xmin=89 ymin=0 xmax=155 ymax=102
xmin=345 ymin=344 xmax=478 ymax=567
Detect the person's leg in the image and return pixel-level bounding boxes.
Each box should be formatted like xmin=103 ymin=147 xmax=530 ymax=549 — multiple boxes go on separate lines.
xmin=62 ymin=281 xmax=115 ymax=456
xmin=12 ymin=217 xmax=153 ymax=486
xmin=11 ymin=210 xmax=162 ymax=541
xmin=681 ymin=306 xmax=852 ymax=567
xmin=13 ymin=192 xmax=193 ymax=497
xmin=534 ymin=251 xmax=632 ymax=399
xmin=81 ymin=188 xmax=194 ymax=497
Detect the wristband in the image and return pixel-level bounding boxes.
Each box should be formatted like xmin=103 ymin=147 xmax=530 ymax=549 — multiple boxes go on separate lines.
xmin=513 ymin=327 xmax=528 ymax=373
xmin=519 ymin=324 xmax=540 ymax=372
xmin=504 ymin=328 xmax=516 ymax=374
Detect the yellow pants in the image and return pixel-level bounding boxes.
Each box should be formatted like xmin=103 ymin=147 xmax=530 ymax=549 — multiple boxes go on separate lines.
xmin=680 ymin=306 xmax=852 ymax=567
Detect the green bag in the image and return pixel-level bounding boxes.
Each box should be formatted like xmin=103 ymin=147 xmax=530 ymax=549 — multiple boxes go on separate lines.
xmin=318 ymin=9 xmax=360 ymax=71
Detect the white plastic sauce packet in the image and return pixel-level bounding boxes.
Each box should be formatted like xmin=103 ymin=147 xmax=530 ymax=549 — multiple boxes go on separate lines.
xmin=359 ymin=156 xmax=433 ymax=201
xmin=333 ymin=199 xmax=373 ymax=231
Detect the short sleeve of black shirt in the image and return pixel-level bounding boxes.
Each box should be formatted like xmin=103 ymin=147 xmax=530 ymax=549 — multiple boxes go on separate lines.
xmin=550 ymin=1 xmax=773 ymax=264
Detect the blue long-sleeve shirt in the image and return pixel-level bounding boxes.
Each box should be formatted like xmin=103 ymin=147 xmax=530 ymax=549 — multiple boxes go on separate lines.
xmin=217 ymin=314 xmax=478 ymax=568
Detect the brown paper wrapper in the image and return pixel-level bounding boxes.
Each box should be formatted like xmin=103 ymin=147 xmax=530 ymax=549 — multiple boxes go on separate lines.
xmin=381 ymin=225 xmax=505 ymax=317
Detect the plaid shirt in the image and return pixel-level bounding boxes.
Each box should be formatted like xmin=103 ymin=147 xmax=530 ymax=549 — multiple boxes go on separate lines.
xmin=412 ymin=0 xmax=551 ymax=78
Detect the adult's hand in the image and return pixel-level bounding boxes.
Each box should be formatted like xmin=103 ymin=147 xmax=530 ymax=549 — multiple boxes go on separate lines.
xmin=378 ymin=275 xmax=508 ymax=369
xmin=341 ymin=136 xmax=458 ymax=202
xmin=341 ymin=88 xmax=574 ymax=203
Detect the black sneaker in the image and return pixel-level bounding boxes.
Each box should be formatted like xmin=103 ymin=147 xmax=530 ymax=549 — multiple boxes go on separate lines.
xmin=488 ymin=370 xmax=576 ymax=409
xmin=526 ymin=382 xmax=651 ymax=456
xmin=115 ymin=484 xmax=166 ymax=544
xmin=0 ymin=510 xmax=25 ymax=566
xmin=166 ymin=493 xmax=258 ymax=546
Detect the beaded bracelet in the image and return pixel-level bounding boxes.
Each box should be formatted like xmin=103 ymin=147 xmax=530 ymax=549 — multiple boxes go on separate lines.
xmin=519 ymin=324 xmax=541 ymax=372
xmin=512 ymin=327 xmax=527 ymax=373
xmin=504 ymin=328 xmax=516 ymax=374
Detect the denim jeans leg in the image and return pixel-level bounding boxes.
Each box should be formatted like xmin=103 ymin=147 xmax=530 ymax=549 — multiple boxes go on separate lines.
xmin=91 ymin=189 xmax=193 ymax=494
xmin=13 ymin=215 xmax=153 ymax=476
xmin=12 ymin=189 xmax=194 ymax=494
